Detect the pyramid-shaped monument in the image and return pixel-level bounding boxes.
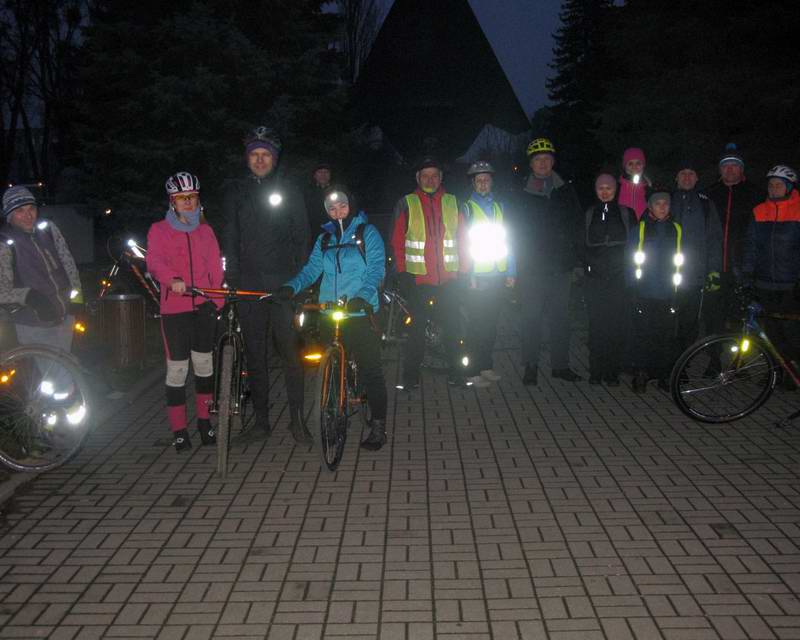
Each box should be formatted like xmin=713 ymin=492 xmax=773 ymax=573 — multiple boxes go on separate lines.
xmin=355 ymin=0 xmax=530 ymax=161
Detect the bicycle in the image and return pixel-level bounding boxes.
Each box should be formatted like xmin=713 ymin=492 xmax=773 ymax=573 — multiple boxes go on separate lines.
xmin=191 ymin=287 xmax=270 ymax=479
xmin=380 ymin=285 xmax=449 ymax=370
xmin=670 ymin=296 xmax=800 ymax=426
xmin=299 ymin=300 xmax=371 ymax=472
xmin=0 ymin=340 xmax=92 ymax=473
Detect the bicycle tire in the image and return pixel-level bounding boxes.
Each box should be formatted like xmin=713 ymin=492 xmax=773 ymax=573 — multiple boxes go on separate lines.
xmin=313 ymin=346 xmax=347 ymax=472
xmin=670 ymin=333 xmax=777 ymax=423
xmin=0 ymin=345 xmax=92 ymax=472
xmin=216 ymin=344 xmax=234 ymax=478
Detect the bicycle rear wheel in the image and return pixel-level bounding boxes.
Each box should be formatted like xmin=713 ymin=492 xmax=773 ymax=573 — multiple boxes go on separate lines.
xmin=216 ymin=344 xmax=234 ymax=478
xmin=0 ymin=346 xmax=92 ymax=472
xmin=313 ymin=346 xmax=348 ymax=472
xmin=670 ymin=334 xmax=777 ymax=423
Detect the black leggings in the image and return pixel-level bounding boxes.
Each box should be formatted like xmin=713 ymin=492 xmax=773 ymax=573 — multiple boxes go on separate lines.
xmin=320 ymin=315 xmax=387 ymax=421
xmin=160 ymin=309 xmax=216 ymax=431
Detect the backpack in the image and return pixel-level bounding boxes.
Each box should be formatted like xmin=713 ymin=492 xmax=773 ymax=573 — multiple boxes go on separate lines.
xmin=320 ymin=222 xmax=367 ymax=263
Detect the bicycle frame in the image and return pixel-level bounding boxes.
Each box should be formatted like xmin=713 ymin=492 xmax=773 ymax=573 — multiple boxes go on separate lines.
xmin=737 ymin=301 xmax=800 ymax=387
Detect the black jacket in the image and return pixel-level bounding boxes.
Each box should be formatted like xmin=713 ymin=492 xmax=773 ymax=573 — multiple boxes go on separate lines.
xmin=582 ymin=202 xmax=634 ymax=280
xmin=222 ymin=173 xmax=309 ymax=290
xmin=507 ymin=173 xmax=583 ymax=275
xmin=705 ymin=179 xmax=760 ymax=275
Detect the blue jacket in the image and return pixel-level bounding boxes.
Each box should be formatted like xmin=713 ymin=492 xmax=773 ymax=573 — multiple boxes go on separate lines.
xmin=285 ymin=211 xmax=385 ymax=313
xmin=742 ymin=190 xmax=800 ymax=290
xmin=626 ymin=213 xmax=683 ymax=301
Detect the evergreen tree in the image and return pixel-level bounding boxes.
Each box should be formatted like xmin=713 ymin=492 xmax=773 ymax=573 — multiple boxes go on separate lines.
xmin=76 ymin=0 xmax=341 ymax=224
xmin=545 ymin=0 xmax=612 ymax=189
xmin=593 ymin=0 xmax=800 ymax=182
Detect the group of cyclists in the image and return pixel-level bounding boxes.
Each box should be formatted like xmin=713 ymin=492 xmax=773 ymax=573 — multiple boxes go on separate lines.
xmin=2 ymin=125 xmax=797 ymax=455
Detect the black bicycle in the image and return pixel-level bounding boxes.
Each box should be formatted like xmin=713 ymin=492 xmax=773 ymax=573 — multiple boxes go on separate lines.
xmin=670 ymin=296 xmax=800 ymax=426
xmin=191 ymin=287 xmax=269 ymax=478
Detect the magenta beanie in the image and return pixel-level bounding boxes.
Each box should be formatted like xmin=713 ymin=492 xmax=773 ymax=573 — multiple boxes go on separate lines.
xmin=622 ymin=147 xmax=646 ymax=167
xmin=595 ymin=174 xmax=616 ymax=190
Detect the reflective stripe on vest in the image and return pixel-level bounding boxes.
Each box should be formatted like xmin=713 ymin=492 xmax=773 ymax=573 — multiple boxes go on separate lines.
xmin=467 ymin=200 xmax=507 ymax=273
xmin=404 ymin=194 xmax=459 ymax=275
xmin=634 ymin=220 xmax=684 ymax=289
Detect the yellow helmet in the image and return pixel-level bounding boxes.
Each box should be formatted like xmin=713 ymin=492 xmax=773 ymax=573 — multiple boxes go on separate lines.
xmin=526 ymin=137 xmax=555 ymax=157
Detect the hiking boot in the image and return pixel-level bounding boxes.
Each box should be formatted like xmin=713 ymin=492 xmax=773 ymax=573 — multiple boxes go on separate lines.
xmin=632 ymin=371 xmax=648 ymax=394
xmin=234 ymin=416 xmax=270 ymax=443
xmin=522 ymin=364 xmax=538 ymax=386
xmin=173 ymin=429 xmax=192 ymax=452
xmin=360 ymin=419 xmax=386 ymax=451
xmin=552 ymin=368 xmax=582 ymax=382
xmin=288 ymin=408 xmax=313 ymax=445
xmin=480 ymin=369 xmax=502 ymax=382
xmin=197 ymin=419 xmax=216 ymax=446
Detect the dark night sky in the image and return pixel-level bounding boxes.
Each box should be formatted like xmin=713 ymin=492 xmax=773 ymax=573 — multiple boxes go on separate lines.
xmin=376 ymin=0 xmax=561 ymax=118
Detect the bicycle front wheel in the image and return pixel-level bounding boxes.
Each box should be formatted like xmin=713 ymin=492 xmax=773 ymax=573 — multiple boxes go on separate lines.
xmin=670 ymin=334 xmax=777 ymax=423
xmin=313 ymin=346 xmax=348 ymax=472
xmin=216 ymin=344 xmax=234 ymax=478
xmin=0 ymin=346 xmax=92 ymax=472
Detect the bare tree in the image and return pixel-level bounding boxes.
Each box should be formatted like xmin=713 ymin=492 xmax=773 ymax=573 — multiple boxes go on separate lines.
xmin=337 ymin=0 xmax=380 ymax=83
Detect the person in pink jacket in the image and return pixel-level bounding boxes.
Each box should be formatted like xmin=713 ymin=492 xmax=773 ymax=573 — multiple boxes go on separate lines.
xmin=146 ymin=172 xmax=224 ymax=452
xmin=618 ymin=147 xmax=652 ymax=220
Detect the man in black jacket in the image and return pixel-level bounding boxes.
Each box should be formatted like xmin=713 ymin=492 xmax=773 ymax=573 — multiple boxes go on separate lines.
xmin=508 ymin=137 xmax=583 ymax=385
xmin=222 ymin=126 xmax=311 ymax=443
xmin=705 ymin=143 xmax=760 ymax=332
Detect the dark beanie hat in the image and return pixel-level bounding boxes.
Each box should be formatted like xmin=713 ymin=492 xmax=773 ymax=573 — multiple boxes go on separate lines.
xmin=719 ymin=143 xmax=744 ymax=168
xmin=647 ymin=184 xmax=671 ymax=206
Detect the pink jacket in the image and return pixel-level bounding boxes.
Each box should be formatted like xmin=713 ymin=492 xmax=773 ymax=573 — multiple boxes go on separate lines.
xmin=618 ymin=175 xmax=650 ymax=220
xmin=146 ymin=220 xmax=224 ymax=315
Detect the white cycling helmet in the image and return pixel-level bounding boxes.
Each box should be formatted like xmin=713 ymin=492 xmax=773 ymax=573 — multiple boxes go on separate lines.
xmin=165 ymin=171 xmax=200 ymax=195
xmin=766 ymin=165 xmax=797 ymax=184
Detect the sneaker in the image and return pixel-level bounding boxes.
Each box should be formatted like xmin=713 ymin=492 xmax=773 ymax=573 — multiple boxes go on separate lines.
xmin=522 ymin=364 xmax=538 ymax=386
xmin=360 ymin=419 xmax=386 ymax=451
xmin=480 ymin=369 xmax=502 ymax=382
xmin=632 ymin=371 xmax=648 ymax=394
xmin=467 ymin=375 xmax=491 ymax=388
xmin=173 ymin=429 xmax=192 ymax=452
xmin=448 ymin=373 xmax=468 ymax=387
xmin=197 ymin=419 xmax=216 ymax=446
xmin=552 ymin=368 xmax=582 ymax=382
xmin=233 ymin=419 xmax=271 ymax=443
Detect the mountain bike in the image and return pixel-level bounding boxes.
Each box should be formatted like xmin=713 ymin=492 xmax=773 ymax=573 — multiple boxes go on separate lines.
xmin=0 ymin=343 xmax=92 ymax=472
xmin=191 ymin=287 xmax=269 ymax=479
xmin=299 ymin=300 xmax=371 ymax=472
xmin=670 ymin=296 xmax=800 ymax=426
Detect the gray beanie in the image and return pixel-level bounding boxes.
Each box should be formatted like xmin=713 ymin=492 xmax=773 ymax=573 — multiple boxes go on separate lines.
xmin=2 ymin=186 xmax=37 ymax=218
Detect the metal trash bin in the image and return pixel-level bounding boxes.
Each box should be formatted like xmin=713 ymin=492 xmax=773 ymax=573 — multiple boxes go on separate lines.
xmin=101 ymin=294 xmax=146 ymax=368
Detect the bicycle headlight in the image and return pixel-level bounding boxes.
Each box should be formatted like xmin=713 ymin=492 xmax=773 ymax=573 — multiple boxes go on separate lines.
xmin=332 ymin=310 xmax=345 ymax=322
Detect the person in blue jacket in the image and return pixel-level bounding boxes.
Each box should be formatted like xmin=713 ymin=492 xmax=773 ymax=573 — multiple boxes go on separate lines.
xmin=279 ymin=186 xmax=388 ymax=451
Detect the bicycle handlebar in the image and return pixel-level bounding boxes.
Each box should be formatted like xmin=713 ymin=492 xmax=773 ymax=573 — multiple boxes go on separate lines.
xmin=190 ymin=287 xmax=272 ymax=300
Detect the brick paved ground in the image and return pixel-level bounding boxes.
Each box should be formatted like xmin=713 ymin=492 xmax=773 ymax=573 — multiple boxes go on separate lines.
xmin=1 ymin=318 xmax=799 ymax=639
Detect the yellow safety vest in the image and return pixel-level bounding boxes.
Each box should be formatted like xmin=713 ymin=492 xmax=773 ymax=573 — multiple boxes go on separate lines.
xmin=466 ymin=199 xmax=507 ymax=273
xmin=634 ymin=220 xmax=684 ymax=289
xmin=404 ymin=193 xmax=459 ymax=275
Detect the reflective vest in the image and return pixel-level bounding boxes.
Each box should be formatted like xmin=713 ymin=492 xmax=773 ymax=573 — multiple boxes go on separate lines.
xmin=404 ymin=193 xmax=459 ymax=275
xmin=633 ymin=219 xmax=684 ymax=289
xmin=466 ymin=199 xmax=507 ymax=273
